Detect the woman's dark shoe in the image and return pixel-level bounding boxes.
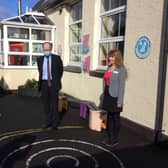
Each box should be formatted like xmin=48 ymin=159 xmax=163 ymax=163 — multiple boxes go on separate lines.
xmin=102 ymin=138 xmax=118 ymax=147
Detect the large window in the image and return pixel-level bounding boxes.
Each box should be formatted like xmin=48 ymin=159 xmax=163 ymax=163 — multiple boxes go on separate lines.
xmin=6 ymin=27 xmax=52 ymax=67
xmin=99 ymin=0 xmax=126 ymax=67
xmin=69 ymin=1 xmax=82 ymax=64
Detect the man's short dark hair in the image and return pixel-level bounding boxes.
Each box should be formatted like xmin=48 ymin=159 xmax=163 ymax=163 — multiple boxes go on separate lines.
xmin=43 ymin=42 xmax=53 ymax=49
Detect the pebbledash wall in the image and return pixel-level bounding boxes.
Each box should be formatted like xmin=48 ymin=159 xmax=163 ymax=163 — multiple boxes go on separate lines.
xmin=46 ymin=0 xmax=168 ymax=138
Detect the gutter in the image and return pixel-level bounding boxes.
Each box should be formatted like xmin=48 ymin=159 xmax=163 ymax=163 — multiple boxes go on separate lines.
xmin=154 ymin=0 xmax=168 ymax=144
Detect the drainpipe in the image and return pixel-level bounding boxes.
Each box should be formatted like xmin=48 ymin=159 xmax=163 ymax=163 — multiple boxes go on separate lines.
xmin=154 ymin=0 xmax=168 ymax=144
xmin=18 ymin=0 xmax=22 ymax=16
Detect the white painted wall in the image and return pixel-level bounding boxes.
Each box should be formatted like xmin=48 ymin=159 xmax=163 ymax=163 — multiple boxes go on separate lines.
xmin=123 ymin=0 xmax=164 ymax=129
xmin=0 ymin=69 xmax=38 ymax=90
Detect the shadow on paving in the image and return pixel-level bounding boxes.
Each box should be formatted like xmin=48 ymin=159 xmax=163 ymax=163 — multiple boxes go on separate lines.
xmin=0 ymin=134 xmax=36 ymax=168
xmin=0 ymin=94 xmax=88 ymax=134
xmin=115 ymin=140 xmax=168 ymax=168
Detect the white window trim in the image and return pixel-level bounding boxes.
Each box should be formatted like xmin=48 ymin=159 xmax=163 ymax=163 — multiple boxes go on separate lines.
xmin=100 ymin=5 xmax=126 ymax=17
xmin=69 ymin=42 xmax=83 ymax=46
xmin=68 ymin=61 xmax=82 ymax=67
xmin=99 ymin=36 xmax=124 ymax=43
xmin=69 ymin=19 xmax=82 ymax=25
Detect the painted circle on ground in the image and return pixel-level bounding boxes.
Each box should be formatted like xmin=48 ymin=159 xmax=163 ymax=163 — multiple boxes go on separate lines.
xmin=0 ymin=128 xmax=125 ymax=168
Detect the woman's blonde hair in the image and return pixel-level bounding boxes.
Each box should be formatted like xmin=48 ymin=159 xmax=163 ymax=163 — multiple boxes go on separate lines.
xmin=108 ymin=49 xmax=128 ymax=78
xmin=108 ymin=49 xmax=124 ymax=67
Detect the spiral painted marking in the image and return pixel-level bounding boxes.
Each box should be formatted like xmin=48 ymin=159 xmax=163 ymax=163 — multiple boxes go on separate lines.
xmin=58 ymin=139 xmax=125 ymax=168
xmin=0 ymin=139 xmax=125 ymax=168
xmin=26 ymin=147 xmax=98 ymax=168
xmin=0 ymin=126 xmax=84 ymax=141
xmin=46 ymin=155 xmax=80 ymax=167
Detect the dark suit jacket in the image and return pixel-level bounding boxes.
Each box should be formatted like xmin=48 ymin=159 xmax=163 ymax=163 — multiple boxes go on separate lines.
xmin=37 ymin=54 xmax=63 ymax=92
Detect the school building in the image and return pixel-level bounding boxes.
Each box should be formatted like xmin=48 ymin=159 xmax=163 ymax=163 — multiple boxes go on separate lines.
xmin=0 ymin=0 xmax=168 ymax=142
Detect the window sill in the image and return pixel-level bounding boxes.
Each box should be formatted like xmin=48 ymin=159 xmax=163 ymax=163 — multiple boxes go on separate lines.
xmin=64 ymin=65 xmax=82 ymax=73
xmin=0 ymin=66 xmax=37 ymax=69
xmin=89 ymin=69 xmax=105 ymax=78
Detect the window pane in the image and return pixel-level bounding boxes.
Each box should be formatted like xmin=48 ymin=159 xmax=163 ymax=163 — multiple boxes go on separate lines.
xmin=70 ymin=1 xmax=82 ymax=22
xmin=0 ymin=28 xmax=3 ymax=39
xmin=101 ymin=14 xmax=119 ymax=38
xmin=8 ymin=55 xmax=29 ymax=66
xmin=32 ymin=43 xmax=43 ymax=53
xmin=35 ymin=16 xmax=53 ymax=25
xmin=0 ymin=53 xmax=4 ymax=65
xmin=119 ymin=0 xmax=126 ymax=6
xmin=101 ymin=0 xmax=126 ymax=12
xmin=70 ymin=23 xmax=82 ymax=43
xmin=32 ymin=56 xmax=41 ymax=66
xmin=21 ymin=15 xmax=37 ymax=24
xmin=99 ymin=41 xmax=124 ymax=66
xmin=8 ymin=27 xmax=29 ymax=39
xmin=8 ymin=17 xmax=21 ymax=23
xmin=99 ymin=43 xmax=108 ymax=65
xmin=9 ymin=42 xmax=29 ymax=52
xmin=32 ymin=29 xmax=51 ymax=41
xmin=119 ymin=13 xmax=126 ymax=36
xmin=70 ymin=45 xmax=82 ymax=62
xmin=0 ymin=41 xmax=3 ymax=52
xmin=110 ymin=0 xmax=119 ymax=9
xmin=101 ymin=0 xmax=109 ymax=12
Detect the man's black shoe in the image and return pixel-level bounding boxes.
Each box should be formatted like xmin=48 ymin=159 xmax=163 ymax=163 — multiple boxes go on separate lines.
xmin=42 ymin=124 xmax=52 ymax=130
xmin=51 ymin=121 xmax=59 ymax=130
xmin=52 ymin=126 xmax=58 ymax=130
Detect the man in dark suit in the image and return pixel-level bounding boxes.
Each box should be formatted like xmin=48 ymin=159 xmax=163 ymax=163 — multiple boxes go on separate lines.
xmin=37 ymin=42 xmax=63 ymax=130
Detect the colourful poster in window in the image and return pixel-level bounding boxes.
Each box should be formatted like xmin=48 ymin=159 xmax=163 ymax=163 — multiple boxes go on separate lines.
xmin=82 ymin=34 xmax=89 ymax=54
xmin=85 ymin=56 xmax=90 ymax=73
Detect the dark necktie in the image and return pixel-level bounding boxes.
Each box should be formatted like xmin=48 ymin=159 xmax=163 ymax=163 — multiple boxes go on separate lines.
xmin=47 ymin=57 xmax=52 ymax=87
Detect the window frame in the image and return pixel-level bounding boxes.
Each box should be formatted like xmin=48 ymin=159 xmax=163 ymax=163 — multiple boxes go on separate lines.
xmin=68 ymin=0 xmax=83 ymax=66
xmin=1 ymin=25 xmax=53 ymax=68
xmin=98 ymin=2 xmax=126 ymax=70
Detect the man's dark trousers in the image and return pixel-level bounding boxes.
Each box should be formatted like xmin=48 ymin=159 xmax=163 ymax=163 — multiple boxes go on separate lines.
xmin=41 ymin=81 xmax=60 ymax=127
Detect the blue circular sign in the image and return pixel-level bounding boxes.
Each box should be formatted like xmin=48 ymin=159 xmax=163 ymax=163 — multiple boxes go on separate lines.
xmin=135 ymin=36 xmax=151 ymax=59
